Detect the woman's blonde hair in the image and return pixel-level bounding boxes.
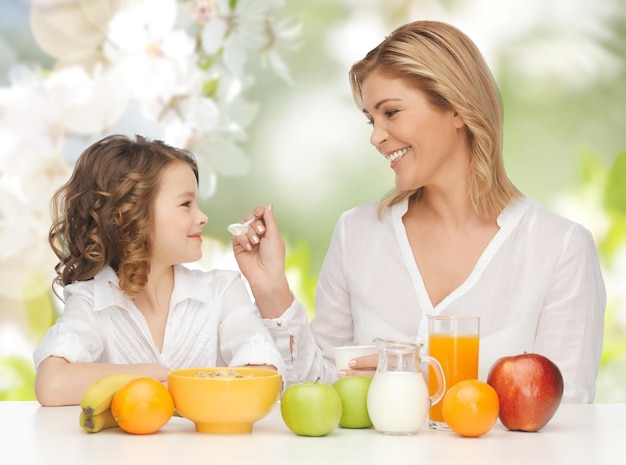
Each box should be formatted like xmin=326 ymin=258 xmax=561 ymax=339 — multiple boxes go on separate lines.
xmin=49 ymin=134 xmax=199 ymax=299
xmin=349 ymin=20 xmax=522 ymax=218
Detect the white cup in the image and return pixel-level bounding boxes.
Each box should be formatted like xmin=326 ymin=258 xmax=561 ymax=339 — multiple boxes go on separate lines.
xmin=333 ymin=345 xmax=378 ymax=371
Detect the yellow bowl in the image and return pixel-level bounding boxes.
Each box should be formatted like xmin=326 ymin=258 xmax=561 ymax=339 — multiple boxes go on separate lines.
xmin=167 ymin=367 xmax=282 ymax=434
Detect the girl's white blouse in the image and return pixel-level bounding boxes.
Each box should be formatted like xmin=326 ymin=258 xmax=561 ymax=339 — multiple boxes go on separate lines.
xmin=34 ymin=265 xmax=284 ymax=373
xmin=265 ymin=197 xmax=606 ymax=403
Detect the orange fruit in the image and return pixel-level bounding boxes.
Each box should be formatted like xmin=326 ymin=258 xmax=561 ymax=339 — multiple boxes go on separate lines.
xmin=111 ymin=377 xmax=174 ymax=435
xmin=442 ymin=379 xmax=499 ymax=438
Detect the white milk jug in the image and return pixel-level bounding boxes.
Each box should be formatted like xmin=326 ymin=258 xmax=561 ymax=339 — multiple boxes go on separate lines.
xmin=367 ymin=338 xmax=445 ymax=435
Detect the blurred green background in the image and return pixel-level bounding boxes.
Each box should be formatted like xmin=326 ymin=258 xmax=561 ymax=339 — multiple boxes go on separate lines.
xmin=1 ymin=0 xmax=625 ymax=402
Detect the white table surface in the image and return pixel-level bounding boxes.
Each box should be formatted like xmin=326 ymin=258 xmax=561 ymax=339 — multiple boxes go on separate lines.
xmin=1 ymin=401 xmax=624 ymax=465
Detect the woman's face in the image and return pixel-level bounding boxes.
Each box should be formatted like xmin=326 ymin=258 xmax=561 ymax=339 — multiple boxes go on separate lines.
xmin=360 ymin=71 xmax=468 ymax=192
xmin=151 ymin=161 xmax=208 ymax=267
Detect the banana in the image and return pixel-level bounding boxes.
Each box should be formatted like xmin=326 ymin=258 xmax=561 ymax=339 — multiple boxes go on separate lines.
xmin=80 ymin=373 xmax=143 ymax=416
xmin=79 ymin=408 xmax=119 ymax=433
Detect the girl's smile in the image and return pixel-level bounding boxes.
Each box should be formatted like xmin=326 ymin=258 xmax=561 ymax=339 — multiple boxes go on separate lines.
xmin=188 ymin=232 xmax=203 ymax=242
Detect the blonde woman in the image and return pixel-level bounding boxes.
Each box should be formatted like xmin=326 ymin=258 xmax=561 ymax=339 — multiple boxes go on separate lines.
xmin=234 ymin=21 xmax=605 ymax=403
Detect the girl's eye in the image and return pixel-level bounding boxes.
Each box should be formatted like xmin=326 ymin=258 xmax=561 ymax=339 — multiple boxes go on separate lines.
xmin=181 ymin=201 xmax=192 ymax=207
xmin=366 ymin=118 xmax=374 ymax=126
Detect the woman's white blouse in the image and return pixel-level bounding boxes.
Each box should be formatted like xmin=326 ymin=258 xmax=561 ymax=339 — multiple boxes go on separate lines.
xmin=34 ymin=265 xmax=283 ymax=373
xmin=265 ymin=197 xmax=606 ymax=403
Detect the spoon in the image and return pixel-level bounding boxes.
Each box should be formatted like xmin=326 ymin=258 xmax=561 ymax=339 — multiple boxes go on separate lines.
xmin=226 ymin=217 xmax=257 ymax=236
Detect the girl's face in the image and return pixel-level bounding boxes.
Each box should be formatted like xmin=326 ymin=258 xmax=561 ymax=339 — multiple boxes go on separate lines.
xmin=151 ymin=161 xmax=207 ymax=267
xmin=360 ymin=71 xmax=467 ymax=192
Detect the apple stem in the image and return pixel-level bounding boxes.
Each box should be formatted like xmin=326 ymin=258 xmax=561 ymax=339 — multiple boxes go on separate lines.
xmin=314 ymin=377 xmax=321 ymax=384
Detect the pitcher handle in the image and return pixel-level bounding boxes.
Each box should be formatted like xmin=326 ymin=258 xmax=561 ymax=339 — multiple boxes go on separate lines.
xmin=421 ymin=355 xmax=446 ymax=406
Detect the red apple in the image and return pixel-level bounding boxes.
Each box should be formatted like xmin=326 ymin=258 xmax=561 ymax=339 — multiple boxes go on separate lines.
xmin=487 ymin=353 xmax=564 ymax=432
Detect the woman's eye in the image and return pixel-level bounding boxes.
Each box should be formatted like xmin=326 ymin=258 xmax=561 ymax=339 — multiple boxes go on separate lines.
xmin=181 ymin=201 xmax=192 ymax=207
xmin=365 ymin=109 xmax=398 ymax=125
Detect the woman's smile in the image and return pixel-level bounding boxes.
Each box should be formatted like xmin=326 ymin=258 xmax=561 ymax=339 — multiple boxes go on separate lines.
xmin=385 ymin=146 xmax=411 ymax=164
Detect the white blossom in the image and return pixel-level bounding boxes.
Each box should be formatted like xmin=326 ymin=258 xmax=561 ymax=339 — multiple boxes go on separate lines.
xmin=200 ymin=0 xmax=298 ymax=81
xmin=0 ymin=0 xmax=299 ymax=309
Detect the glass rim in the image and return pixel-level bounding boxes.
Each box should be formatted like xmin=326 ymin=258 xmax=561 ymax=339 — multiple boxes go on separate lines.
xmin=373 ymin=337 xmax=423 ymax=351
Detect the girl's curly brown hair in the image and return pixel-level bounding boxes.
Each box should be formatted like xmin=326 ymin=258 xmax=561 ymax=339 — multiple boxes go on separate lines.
xmin=49 ymin=134 xmax=199 ymax=299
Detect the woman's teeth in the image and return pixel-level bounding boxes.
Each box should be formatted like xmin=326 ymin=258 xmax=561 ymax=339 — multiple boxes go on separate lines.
xmin=386 ymin=147 xmax=409 ymax=163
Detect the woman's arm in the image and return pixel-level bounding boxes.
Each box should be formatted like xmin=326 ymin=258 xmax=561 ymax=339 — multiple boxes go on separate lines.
xmin=233 ymin=205 xmax=360 ymax=384
xmin=534 ymin=224 xmax=606 ymax=403
xmin=232 ymin=205 xmax=346 ymax=384
xmin=35 ymin=355 xmax=169 ymax=407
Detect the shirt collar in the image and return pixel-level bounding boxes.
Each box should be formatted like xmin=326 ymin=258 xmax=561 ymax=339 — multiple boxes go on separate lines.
xmin=391 ymin=198 xmax=409 ymax=221
xmin=497 ymin=196 xmax=530 ymax=229
xmin=92 ymin=264 xmax=209 ymax=312
xmin=93 ymin=266 xmax=131 ymax=312
xmin=170 ymin=264 xmax=210 ymax=306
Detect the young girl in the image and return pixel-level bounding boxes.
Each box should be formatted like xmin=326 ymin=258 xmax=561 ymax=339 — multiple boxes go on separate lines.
xmin=34 ymin=134 xmax=282 ymax=406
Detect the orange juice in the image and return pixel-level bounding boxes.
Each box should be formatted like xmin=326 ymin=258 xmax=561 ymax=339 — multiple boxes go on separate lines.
xmin=428 ymin=333 xmax=479 ymax=423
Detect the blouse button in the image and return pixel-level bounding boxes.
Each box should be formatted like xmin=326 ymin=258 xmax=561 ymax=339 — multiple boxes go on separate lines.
xmin=276 ymin=320 xmax=283 ymax=327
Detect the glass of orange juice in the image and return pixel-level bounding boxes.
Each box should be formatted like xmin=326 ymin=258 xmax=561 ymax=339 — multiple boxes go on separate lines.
xmin=427 ymin=315 xmax=480 ymax=430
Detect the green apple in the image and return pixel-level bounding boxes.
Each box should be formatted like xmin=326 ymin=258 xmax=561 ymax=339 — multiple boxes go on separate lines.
xmin=332 ymin=375 xmax=373 ymax=429
xmin=280 ymin=380 xmax=342 ymax=437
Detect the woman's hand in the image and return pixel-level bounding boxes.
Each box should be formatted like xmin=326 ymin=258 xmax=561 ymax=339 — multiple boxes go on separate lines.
xmin=338 ymin=354 xmax=378 ymax=378
xmin=232 ymin=204 xmax=293 ymax=319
